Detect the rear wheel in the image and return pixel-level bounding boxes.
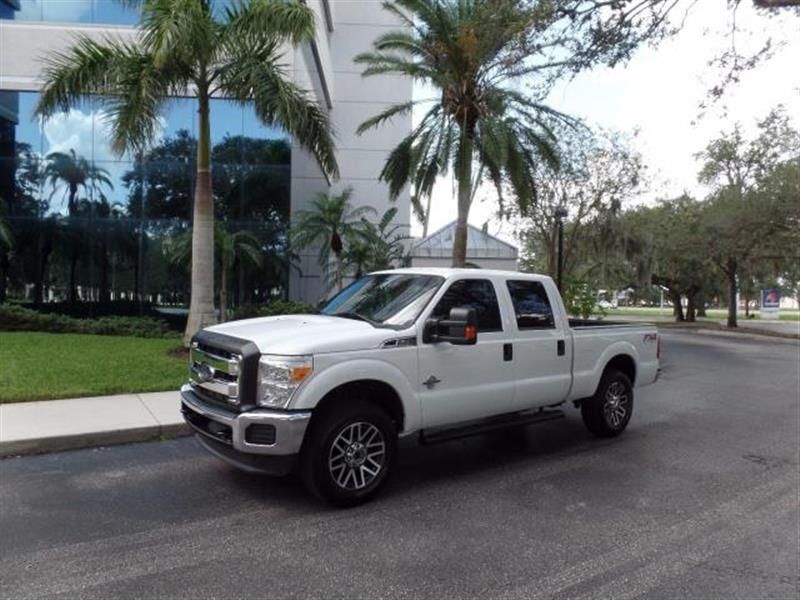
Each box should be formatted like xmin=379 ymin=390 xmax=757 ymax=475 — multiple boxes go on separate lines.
xmin=300 ymin=400 xmax=397 ymax=507
xmin=581 ymin=370 xmax=633 ymax=437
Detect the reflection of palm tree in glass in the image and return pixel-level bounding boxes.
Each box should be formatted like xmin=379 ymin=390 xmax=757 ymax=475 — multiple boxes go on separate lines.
xmin=43 ymin=149 xmax=113 ymax=216
xmin=166 ymin=224 xmax=262 ymax=322
xmin=43 ymin=150 xmax=113 ymax=303
xmin=0 ymin=197 xmax=13 ymax=303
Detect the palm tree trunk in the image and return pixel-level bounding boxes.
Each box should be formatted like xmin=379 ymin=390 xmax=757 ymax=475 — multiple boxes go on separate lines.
xmin=184 ymin=90 xmax=217 ymax=345
xmin=452 ymin=137 xmax=474 ymax=268
xmin=220 ymin=259 xmax=228 ymax=323
xmin=423 ymin=193 xmax=433 ymax=238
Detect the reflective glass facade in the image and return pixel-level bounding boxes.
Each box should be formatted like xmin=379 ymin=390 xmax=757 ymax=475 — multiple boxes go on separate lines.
xmin=0 ymin=90 xmax=291 ymax=309
xmin=0 ymin=0 xmax=235 ymax=25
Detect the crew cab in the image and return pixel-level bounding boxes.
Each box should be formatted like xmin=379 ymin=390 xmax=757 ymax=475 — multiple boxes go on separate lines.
xmin=181 ymin=268 xmax=660 ymax=505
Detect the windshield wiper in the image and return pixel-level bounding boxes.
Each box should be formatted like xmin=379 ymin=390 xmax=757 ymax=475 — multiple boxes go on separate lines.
xmin=334 ymin=312 xmax=378 ymax=326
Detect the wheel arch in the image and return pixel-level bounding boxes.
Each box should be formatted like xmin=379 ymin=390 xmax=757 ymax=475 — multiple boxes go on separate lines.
xmin=291 ymin=358 xmax=419 ymax=433
xmin=313 ymin=380 xmax=405 ymax=432
xmin=602 ymin=354 xmax=637 ymax=386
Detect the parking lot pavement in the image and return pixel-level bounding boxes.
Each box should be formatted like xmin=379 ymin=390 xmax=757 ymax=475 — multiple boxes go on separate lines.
xmin=0 ymin=331 xmax=798 ymax=599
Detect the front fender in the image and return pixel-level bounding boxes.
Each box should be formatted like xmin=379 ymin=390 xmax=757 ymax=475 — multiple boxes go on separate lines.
xmin=290 ymin=356 xmax=421 ymax=434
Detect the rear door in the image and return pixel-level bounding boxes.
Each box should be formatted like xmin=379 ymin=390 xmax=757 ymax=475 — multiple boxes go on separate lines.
xmin=417 ymin=277 xmax=516 ymax=428
xmin=503 ymin=279 xmax=572 ymax=410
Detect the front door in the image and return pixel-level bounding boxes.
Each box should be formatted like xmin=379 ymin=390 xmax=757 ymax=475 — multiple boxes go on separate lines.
xmin=417 ymin=278 xmax=516 ymax=428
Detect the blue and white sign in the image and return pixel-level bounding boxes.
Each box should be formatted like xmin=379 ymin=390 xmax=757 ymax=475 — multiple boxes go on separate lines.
xmin=761 ymin=289 xmax=781 ymax=320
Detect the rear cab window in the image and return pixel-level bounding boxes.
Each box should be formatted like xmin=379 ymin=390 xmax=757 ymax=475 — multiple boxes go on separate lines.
xmin=431 ymin=279 xmax=503 ymax=333
xmin=506 ymin=280 xmax=555 ymax=330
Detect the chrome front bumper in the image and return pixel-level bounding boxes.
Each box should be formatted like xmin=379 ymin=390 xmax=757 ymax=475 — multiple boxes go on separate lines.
xmin=180 ymin=384 xmax=311 ymax=456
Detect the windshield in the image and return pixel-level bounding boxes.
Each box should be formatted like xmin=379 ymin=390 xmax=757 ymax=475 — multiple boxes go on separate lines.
xmin=320 ymin=274 xmax=444 ymax=328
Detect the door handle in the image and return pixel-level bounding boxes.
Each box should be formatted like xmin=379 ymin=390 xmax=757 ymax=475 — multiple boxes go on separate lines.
xmin=423 ymin=375 xmax=441 ymax=389
xmin=557 ymin=340 xmax=565 ymax=356
xmin=503 ymin=343 xmax=513 ymax=362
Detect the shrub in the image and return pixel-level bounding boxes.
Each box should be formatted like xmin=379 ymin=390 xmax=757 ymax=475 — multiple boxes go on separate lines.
xmin=232 ymin=300 xmax=314 ymax=320
xmin=564 ymin=280 xmax=606 ymax=320
xmin=0 ymin=304 xmax=176 ymax=338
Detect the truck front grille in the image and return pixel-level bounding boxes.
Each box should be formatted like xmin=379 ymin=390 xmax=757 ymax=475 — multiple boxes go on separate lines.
xmin=189 ymin=342 xmax=242 ymax=406
xmin=188 ymin=330 xmax=261 ymax=412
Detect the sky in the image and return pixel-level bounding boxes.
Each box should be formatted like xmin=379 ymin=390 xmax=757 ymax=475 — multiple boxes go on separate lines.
xmin=412 ymin=2 xmax=800 ymax=243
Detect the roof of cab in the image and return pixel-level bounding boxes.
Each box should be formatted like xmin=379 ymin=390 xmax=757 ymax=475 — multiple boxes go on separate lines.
xmin=370 ymin=267 xmax=550 ymax=280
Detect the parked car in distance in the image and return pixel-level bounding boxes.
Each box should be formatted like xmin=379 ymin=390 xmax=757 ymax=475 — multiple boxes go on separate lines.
xmin=181 ymin=269 xmax=660 ymax=506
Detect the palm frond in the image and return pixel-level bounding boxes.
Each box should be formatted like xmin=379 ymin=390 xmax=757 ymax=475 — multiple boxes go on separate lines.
xmin=36 ymin=35 xmax=180 ymax=155
xmin=356 ymin=100 xmax=418 ymax=135
xmin=220 ymin=52 xmax=338 ymax=179
xmin=224 ymin=0 xmax=315 ymax=45
xmin=140 ymin=0 xmax=213 ymax=69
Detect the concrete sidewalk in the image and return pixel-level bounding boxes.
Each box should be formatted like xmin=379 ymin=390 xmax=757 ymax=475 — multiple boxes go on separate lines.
xmin=0 ymin=391 xmax=188 ymax=458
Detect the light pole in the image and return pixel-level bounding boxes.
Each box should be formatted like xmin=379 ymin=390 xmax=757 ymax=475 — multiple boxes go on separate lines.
xmin=555 ymin=206 xmax=568 ymax=293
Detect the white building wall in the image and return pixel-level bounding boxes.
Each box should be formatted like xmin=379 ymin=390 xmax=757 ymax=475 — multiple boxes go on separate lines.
xmin=289 ymin=0 xmax=412 ymax=304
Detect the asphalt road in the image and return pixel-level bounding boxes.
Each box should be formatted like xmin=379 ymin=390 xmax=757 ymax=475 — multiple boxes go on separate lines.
xmin=1 ymin=331 xmax=798 ymax=599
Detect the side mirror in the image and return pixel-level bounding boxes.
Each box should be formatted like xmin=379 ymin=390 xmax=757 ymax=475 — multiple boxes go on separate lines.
xmin=424 ymin=306 xmax=478 ymax=345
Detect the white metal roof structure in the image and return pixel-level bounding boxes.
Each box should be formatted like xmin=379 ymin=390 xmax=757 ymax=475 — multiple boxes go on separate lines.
xmin=411 ymin=222 xmax=519 ymax=260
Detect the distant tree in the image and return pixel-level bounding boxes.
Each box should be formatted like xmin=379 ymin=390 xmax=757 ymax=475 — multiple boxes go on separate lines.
xmin=290 ymin=189 xmax=376 ymax=291
xmin=697 ymin=108 xmax=800 ymax=326
xmin=515 ymin=127 xmax=644 ymax=289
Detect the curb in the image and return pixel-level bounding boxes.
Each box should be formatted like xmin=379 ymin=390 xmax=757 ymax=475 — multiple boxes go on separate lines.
xmin=0 ymin=422 xmax=191 ymax=458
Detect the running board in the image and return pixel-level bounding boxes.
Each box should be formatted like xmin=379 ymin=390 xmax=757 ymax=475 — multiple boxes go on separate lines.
xmin=419 ymin=409 xmax=565 ymax=446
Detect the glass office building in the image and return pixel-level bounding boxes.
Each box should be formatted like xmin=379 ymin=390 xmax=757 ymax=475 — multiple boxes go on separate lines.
xmin=0 ymin=0 xmax=412 ymax=308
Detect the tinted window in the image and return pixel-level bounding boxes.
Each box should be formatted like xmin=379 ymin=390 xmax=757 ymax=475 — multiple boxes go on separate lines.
xmin=507 ymin=280 xmax=554 ymax=329
xmin=432 ymin=279 xmax=502 ymax=332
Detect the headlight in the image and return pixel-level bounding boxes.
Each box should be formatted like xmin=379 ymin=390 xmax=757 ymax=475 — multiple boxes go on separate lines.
xmin=257 ymin=355 xmax=313 ymax=408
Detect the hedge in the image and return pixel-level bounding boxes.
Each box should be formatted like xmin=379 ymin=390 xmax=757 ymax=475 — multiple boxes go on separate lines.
xmin=0 ymin=304 xmax=176 ymax=338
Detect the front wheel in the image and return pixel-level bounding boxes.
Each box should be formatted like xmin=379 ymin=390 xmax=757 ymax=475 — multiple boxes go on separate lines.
xmin=581 ymin=370 xmax=634 ymax=437
xmin=299 ymin=401 xmax=397 ymax=507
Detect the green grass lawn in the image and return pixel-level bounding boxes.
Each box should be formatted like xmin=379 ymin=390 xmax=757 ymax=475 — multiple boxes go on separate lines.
xmin=0 ymin=332 xmax=187 ymax=403
xmin=605 ymin=307 xmax=800 ymax=321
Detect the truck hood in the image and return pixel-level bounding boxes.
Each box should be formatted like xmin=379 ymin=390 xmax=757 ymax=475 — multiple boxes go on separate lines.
xmin=204 ymin=314 xmax=397 ymax=355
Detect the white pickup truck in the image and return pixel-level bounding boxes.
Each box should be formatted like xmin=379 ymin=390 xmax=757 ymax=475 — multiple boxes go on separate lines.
xmin=181 ymin=268 xmax=660 ymax=505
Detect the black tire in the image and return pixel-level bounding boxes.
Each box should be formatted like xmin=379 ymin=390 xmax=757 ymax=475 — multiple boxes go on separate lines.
xmin=581 ymin=370 xmax=634 ymax=438
xmin=299 ymin=400 xmax=397 ymax=507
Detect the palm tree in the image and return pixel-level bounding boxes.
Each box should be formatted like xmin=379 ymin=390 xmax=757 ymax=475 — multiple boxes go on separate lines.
xmin=290 ymin=188 xmax=376 ymax=291
xmin=43 ymin=150 xmax=113 ymax=216
xmin=355 ymin=0 xmax=571 ymax=267
xmin=166 ymin=224 xmax=263 ymax=322
xmin=342 ymin=207 xmax=409 ymax=277
xmin=35 ymin=0 xmax=338 ymax=344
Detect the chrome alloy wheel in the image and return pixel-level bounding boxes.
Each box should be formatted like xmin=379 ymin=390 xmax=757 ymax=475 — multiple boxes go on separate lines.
xmin=328 ymin=422 xmax=386 ymax=490
xmin=603 ymin=381 xmax=630 ymax=429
